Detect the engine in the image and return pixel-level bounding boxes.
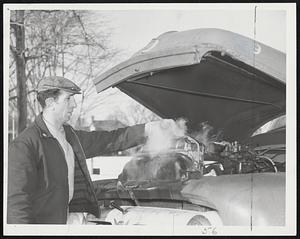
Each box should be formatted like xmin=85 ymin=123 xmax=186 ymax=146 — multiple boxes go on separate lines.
xmin=203 ymin=141 xmax=279 ymax=175
xmin=118 ymin=136 xmax=205 ymax=184
xmin=118 ymin=135 xmax=280 ymax=183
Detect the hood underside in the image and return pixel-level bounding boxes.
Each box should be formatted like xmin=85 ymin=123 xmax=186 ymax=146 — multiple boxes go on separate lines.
xmin=94 ymin=28 xmax=286 ymax=141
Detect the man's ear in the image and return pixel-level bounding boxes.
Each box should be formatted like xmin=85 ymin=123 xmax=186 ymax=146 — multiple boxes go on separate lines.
xmin=45 ymin=97 xmax=55 ymax=108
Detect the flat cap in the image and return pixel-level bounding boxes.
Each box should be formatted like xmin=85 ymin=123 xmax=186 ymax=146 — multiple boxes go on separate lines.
xmin=37 ymin=76 xmax=81 ymax=94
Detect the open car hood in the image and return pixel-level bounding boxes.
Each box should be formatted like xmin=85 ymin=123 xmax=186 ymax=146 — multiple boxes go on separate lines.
xmin=94 ymin=28 xmax=286 ymax=141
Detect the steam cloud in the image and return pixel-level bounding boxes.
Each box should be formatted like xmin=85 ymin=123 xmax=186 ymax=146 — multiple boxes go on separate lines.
xmin=191 ymin=122 xmax=224 ymax=153
xmin=143 ymin=119 xmax=222 ymax=154
xmin=119 ymin=120 xmax=224 ymax=183
xmin=191 ymin=122 xmax=213 ymax=147
xmin=143 ymin=118 xmax=187 ymax=155
xmin=118 ymin=118 xmax=188 ymax=182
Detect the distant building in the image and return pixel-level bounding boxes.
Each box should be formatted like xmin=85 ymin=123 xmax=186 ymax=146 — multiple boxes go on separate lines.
xmin=75 ymin=116 xmax=127 ymax=131
xmin=90 ymin=116 xmax=127 ymax=131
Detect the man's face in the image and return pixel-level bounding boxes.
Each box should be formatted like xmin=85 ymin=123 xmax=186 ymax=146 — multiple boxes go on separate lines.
xmin=52 ymin=90 xmax=77 ymax=124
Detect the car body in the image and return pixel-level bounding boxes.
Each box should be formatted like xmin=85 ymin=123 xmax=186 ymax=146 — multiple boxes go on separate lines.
xmin=92 ymin=28 xmax=286 ymax=226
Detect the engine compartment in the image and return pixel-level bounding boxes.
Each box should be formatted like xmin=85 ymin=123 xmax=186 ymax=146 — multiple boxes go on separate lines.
xmin=118 ymin=135 xmax=284 ymax=182
xmin=203 ymin=140 xmax=284 ymax=176
xmin=93 ymin=134 xmax=285 ymax=226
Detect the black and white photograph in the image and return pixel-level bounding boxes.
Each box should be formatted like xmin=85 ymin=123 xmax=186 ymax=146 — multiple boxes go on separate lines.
xmin=3 ymin=3 xmax=296 ymax=236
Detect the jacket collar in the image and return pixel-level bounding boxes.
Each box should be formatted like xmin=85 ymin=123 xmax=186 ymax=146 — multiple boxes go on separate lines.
xmin=35 ymin=113 xmax=69 ymax=138
xmin=35 ymin=113 xmax=54 ymax=138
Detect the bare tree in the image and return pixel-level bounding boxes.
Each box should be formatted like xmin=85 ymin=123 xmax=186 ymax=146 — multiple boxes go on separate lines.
xmin=9 ymin=10 xmax=119 ymax=135
xmin=10 ymin=10 xmax=27 ymax=133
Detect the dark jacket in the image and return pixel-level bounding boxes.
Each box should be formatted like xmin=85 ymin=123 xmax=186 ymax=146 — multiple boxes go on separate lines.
xmin=7 ymin=114 xmax=146 ymax=224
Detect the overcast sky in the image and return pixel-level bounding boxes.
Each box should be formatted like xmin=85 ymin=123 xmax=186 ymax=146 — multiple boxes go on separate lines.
xmin=101 ymin=8 xmax=286 ymax=57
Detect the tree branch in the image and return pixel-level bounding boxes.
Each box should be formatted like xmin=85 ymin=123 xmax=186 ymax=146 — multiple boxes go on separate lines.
xmin=27 ymin=89 xmax=37 ymax=95
xmin=25 ymin=54 xmax=47 ymax=62
xmin=9 ymin=96 xmax=17 ymax=101
xmin=9 ymin=87 xmax=16 ymax=93
xmin=10 ymin=21 xmax=25 ymax=27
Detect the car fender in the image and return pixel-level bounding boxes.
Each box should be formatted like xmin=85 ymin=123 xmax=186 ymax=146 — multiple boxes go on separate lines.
xmin=181 ymin=173 xmax=285 ymax=226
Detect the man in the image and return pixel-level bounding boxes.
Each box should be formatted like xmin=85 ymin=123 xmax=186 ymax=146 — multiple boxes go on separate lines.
xmin=7 ymin=76 xmax=175 ymax=224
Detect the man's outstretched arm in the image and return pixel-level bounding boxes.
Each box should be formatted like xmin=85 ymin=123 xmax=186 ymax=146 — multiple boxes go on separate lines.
xmin=75 ymin=124 xmax=146 ymax=159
